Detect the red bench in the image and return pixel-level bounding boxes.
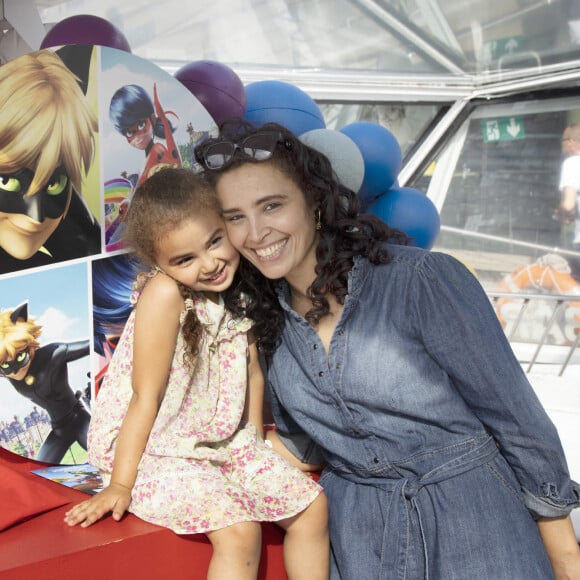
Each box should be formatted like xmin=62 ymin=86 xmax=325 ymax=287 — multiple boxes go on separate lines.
xmin=0 ymin=448 xmax=287 ymax=580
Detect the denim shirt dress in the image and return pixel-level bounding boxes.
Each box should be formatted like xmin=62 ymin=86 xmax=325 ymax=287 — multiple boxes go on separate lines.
xmin=267 ymin=244 xmax=580 ymax=580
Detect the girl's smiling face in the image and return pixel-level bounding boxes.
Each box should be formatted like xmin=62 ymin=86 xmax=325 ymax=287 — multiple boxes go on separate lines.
xmin=154 ymin=209 xmax=240 ymax=302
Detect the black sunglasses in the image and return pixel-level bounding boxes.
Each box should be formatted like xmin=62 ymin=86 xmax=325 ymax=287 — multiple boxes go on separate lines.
xmin=196 ymin=131 xmax=288 ymax=170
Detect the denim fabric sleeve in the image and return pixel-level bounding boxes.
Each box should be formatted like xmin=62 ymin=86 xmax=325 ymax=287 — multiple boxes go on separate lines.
xmin=266 ymin=378 xmax=326 ymax=464
xmin=413 ymin=250 xmax=580 ymax=518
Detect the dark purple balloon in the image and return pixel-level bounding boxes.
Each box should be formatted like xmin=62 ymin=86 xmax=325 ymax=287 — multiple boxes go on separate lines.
xmin=174 ymin=60 xmax=246 ymax=124
xmin=40 ymin=14 xmax=131 ymax=52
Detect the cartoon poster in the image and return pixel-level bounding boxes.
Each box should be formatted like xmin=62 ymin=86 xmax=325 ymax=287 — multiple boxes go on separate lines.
xmin=91 ymin=252 xmax=145 ymax=396
xmin=0 ymin=262 xmax=91 ymax=464
xmin=0 ymin=47 xmax=102 ymax=276
xmin=99 ymin=46 xmax=216 ymax=251
xmin=0 ymin=45 xmax=217 ymax=465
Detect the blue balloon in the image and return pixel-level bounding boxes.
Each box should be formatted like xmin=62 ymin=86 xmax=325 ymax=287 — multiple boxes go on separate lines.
xmin=340 ymin=121 xmax=402 ymax=207
xmin=244 ymin=80 xmax=325 ymax=136
xmin=369 ymin=187 xmax=440 ymax=249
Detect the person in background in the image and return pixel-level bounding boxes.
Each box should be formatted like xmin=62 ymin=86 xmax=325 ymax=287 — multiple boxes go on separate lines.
xmin=64 ymin=168 xmax=329 ymax=580
xmin=198 ymin=119 xmax=580 ymax=580
xmin=556 ymin=123 xmax=580 ymax=280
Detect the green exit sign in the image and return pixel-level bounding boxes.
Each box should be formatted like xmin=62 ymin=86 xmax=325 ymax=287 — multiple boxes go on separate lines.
xmin=481 ymin=117 xmax=525 ymax=143
xmin=483 ymin=36 xmax=524 ymax=60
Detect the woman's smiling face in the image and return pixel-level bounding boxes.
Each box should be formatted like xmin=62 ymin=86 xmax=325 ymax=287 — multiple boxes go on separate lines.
xmin=215 ymin=162 xmax=318 ymax=289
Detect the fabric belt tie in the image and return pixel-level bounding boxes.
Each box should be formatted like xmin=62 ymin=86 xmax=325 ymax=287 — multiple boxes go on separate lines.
xmin=337 ymin=436 xmax=499 ymax=580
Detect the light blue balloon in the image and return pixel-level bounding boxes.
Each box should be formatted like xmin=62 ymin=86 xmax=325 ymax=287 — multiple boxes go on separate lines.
xmin=369 ymin=187 xmax=440 ymax=249
xmin=300 ymin=128 xmax=365 ymax=193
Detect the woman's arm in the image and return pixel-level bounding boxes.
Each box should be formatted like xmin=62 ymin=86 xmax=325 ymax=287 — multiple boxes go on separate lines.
xmin=65 ymin=274 xmax=182 ymax=527
xmin=243 ymin=333 xmax=265 ymax=440
xmin=537 ymin=516 xmax=580 ymax=579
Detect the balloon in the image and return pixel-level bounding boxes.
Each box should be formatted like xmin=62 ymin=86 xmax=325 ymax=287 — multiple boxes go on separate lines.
xmin=40 ymin=15 xmax=131 ymax=52
xmin=244 ymin=80 xmax=325 ymax=136
xmin=174 ymin=60 xmax=246 ymax=124
xmin=340 ymin=121 xmax=402 ymax=207
xmin=369 ymin=187 xmax=440 ymax=249
xmin=300 ymin=128 xmax=365 ymax=194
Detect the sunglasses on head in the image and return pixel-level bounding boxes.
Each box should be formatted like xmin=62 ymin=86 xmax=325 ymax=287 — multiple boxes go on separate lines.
xmin=196 ymin=131 xmax=289 ymax=170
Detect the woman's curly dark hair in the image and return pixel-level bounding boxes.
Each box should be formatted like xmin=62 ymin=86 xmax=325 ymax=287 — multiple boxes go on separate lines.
xmin=198 ymin=118 xmax=409 ymax=355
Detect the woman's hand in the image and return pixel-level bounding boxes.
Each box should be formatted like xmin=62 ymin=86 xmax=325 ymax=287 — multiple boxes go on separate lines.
xmin=64 ymin=482 xmax=132 ymax=528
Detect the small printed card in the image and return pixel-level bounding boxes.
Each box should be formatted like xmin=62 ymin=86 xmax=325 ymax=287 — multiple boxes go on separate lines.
xmin=32 ymin=463 xmax=104 ymax=495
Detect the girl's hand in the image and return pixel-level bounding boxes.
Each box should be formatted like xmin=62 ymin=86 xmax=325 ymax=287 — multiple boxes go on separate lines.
xmin=64 ymin=482 xmax=132 ymax=528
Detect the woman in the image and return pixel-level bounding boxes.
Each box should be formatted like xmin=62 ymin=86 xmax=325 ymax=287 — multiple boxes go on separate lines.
xmin=197 ymin=120 xmax=580 ymax=579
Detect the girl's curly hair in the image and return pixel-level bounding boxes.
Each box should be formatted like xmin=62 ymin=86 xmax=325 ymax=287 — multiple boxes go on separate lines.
xmin=123 ymin=167 xmax=236 ymax=366
xmin=198 ymin=119 xmax=409 ymax=355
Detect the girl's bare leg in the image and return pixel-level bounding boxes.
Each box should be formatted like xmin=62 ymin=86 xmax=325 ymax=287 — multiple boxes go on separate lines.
xmin=206 ymin=521 xmax=262 ymax=580
xmin=277 ymin=493 xmax=330 ymax=579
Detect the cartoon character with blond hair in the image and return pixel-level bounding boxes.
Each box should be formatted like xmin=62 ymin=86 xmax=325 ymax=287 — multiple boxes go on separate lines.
xmin=0 ymin=49 xmax=100 ymax=274
xmin=0 ymin=302 xmax=91 ymax=463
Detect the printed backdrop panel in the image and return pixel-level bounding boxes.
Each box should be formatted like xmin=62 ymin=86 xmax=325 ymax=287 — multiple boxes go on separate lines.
xmin=0 ymin=45 xmax=216 ymax=463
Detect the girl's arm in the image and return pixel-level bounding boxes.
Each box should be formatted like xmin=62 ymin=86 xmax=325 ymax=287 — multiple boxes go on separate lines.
xmin=65 ymin=274 xmax=182 ymax=527
xmin=265 ymin=429 xmax=325 ymax=472
xmin=537 ymin=516 xmax=580 ymax=579
xmin=243 ymin=333 xmax=265 ymax=440
xmin=244 ymin=339 xmax=322 ymax=471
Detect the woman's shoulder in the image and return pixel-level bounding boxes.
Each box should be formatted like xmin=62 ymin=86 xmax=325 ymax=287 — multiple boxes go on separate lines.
xmin=373 ymin=243 xmax=451 ymax=269
xmin=366 ymin=244 xmax=472 ymax=283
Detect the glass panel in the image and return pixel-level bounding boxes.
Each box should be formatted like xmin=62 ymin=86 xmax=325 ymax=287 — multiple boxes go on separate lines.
xmin=320 ymin=102 xmax=443 ymax=155
xmin=39 ymin=0 xmax=445 ymax=74
xmin=414 ymin=97 xmax=580 ymax=292
xmin=384 ymin=0 xmax=580 ymax=74
xmin=37 ymin=0 xmax=580 ymax=77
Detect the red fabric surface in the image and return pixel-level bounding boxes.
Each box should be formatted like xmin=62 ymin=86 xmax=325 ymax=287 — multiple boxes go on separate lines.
xmin=0 ymin=461 xmax=70 ymax=531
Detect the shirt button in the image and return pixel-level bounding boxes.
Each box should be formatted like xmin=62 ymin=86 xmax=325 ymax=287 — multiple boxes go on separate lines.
xmin=313 ymin=344 xmax=318 ymax=349
xmin=318 ymin=371 xmax=324 ymax=377
xmin=337 ymin=329 xmax=344 ymax=336
xmin=373 ymin=457 xmax=380 ymax=464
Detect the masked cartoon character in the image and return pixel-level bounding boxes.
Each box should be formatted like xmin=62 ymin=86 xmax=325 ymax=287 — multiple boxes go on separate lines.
xmin=0 ymin=302 xmax=91 ymax=463
xmin=109 ymin=82 xmax=182 ymax=188
xmin=92 ymin=254 xmax=144 ymax=392
xmin=0 ymin=49 xmax=100 ymax=275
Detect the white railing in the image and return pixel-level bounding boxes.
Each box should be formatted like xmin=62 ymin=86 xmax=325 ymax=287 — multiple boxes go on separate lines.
xmin=489 ymin=291 xmax=580 ymax=376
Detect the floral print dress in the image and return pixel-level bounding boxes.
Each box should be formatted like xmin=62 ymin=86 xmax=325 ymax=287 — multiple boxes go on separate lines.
xmin=88 ymin=270 xmax=321 ymax=534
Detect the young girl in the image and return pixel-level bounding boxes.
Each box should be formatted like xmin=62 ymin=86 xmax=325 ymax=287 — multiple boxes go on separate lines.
xmin=64 ymin=168 xmax=329 ymax=580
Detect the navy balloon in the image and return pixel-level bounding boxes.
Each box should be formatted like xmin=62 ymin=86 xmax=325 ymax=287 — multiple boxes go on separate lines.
xmin=369 ymin=187 xmax=440 ymax=249
xmin=244 ymin=80 xmax=325 ymax=136
xmin=340 ymin=121 xmax=402 ymax=207
xmin=40 ymin=14 xmax=131 ymax=52
xmin=174 ymin=60 xmax=246 ymax=124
